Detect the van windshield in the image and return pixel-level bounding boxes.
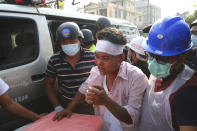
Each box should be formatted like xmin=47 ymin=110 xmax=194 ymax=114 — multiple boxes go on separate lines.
xmin=117 ymin=25 xmax=140 ymax=43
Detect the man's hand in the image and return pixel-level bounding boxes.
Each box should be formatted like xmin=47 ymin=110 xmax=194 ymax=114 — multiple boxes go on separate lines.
xmin=85 ymin=86 xmax=109 ymax=105
xmin=37 ymin=113 xmax=47 ymax=120
xmin=86 ymin=86 xmax=133 ymax=124
xmin=53 ymin=108 xmax=72 ymax=121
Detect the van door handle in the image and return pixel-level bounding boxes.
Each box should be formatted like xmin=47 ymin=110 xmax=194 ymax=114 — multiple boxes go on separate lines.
xmin=31 ymin=73 xmax=45 ymax=82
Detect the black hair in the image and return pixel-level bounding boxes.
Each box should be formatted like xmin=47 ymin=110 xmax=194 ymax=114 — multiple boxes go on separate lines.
xmin=96 ymin=27 xmax=127 ymax=45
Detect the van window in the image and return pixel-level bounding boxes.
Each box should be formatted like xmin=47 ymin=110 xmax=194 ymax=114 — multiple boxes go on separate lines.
xmin=112 ymin=24 xmax=140 ymax=43
xmin=0 ymin=17 xmax=38 ymax=70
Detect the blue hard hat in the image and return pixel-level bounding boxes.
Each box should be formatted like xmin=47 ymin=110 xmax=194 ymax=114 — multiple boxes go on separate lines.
xmin=142 ymin=16 xmax=193 ymax=56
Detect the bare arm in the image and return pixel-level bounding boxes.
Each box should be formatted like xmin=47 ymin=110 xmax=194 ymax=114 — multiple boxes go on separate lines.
xmin=86 ymin=86 xmax=132 ymax=124
xmin=104 ymin=95 xmax=132 ymax=124
xmin=67 ymin=91 xmax=85 ymax=111
xmin=45 ymin=76 xmax=60 ymax=108
xmin=0 ymin=93 xmax=40 ymax=121
xmin=53 ymin=91 xmax=85 ymax=121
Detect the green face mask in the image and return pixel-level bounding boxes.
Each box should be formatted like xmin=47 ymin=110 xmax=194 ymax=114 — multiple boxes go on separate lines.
xmin=147 ymin=59 xmax=172 ymax=78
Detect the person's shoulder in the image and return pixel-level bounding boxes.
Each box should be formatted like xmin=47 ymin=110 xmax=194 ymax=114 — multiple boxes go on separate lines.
xmin=50 ymin=51 xmax=61 ymax=58
xmin=48 ymin=51 xmax=61 ymax=62
xmin=123 ymin=62 xmax=148 ymax=84
xmin=125 ymin=62 xmax=146 ymax=76
xmin=123 ymin=62 xmax=149 ymax=89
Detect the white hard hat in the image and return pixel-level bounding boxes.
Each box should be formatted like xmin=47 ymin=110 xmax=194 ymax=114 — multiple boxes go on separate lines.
xmin=127 ymin=36 xmax=146 ymax=56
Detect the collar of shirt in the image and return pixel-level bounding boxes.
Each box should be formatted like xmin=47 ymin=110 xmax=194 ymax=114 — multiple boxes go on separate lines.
xmin=117 ymin=61 xmax=129 ymax=80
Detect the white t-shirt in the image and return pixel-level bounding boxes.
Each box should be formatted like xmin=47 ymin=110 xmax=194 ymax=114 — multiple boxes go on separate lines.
xmin=0 ymin=78 xmax=9 ymax=96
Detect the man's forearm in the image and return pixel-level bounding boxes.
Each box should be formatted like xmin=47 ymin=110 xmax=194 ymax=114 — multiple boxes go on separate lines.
xmin=5 ymin=100 xmax=40 ymax=121
xmin=104 ymin=96 xmax=132 ymax=124
xmin=1 ymin=94 xmax=40 ymax=121
xmin=45 ymin=84 xmax=60 ymax=108
xmin=67 ymin=92 xmax=85 ymax=111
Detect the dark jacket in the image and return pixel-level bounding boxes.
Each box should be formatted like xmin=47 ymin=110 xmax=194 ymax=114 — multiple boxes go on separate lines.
xmin=185 ymin=47 xmax=197 ymax=71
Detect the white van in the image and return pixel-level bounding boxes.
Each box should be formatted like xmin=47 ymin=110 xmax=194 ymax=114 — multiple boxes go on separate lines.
xmin=109 ymin=18 xmax=140 ymax=43
xmin=0 ymin=2 xmax=138 ymax=130
xmin=82 ymin=15 xmax=140 ymax=43
xmin=0 ymin=3 xmax=99 ymax=130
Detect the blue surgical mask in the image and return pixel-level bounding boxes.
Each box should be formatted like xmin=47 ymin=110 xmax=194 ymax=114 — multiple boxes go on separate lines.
xmin=147 ymin=59 xmax=172 ymax=78
xmin=61 ymin=43 xmax=79 ymax=56
xmin=191 ymin=35 xmax=197 ymax=47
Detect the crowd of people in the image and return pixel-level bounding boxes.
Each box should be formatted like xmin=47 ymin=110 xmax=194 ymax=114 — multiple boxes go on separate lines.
xmin=1 ymin=16 xmax=197 ymax=131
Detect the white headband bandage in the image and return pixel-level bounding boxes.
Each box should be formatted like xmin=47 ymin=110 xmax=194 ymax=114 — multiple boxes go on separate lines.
xmin=95 ymin=40 xmax=124 ymax=55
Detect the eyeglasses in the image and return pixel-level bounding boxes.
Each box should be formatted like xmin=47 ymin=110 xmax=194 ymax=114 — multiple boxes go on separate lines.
xmin=145 ymin=52 xmax=170 ymax=65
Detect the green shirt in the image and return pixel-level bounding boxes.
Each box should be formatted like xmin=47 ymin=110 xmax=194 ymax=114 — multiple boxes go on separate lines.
xmin=89 ymin=44 xmax=95 ymax=51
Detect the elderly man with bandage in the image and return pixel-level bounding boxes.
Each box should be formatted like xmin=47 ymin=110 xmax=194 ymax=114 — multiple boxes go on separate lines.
xmin=54 ymin=27 xmax=148 ymax=131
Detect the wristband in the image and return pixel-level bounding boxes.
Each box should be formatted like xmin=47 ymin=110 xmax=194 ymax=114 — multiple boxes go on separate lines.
xmin=54 ymin=105 xmax=64 ymax=111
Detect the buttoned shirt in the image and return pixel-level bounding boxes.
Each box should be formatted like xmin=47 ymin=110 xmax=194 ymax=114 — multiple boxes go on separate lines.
xmin=79 ymin=61 xmax=148 ymax=131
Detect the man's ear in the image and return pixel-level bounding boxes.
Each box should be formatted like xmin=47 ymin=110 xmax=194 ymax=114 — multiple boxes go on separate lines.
xmin=78 ymin=38 xmax=83 ymax=45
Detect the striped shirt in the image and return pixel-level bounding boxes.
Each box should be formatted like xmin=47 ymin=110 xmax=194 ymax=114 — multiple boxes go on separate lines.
xmin=45 ymin=48 xmax=95 ymax=104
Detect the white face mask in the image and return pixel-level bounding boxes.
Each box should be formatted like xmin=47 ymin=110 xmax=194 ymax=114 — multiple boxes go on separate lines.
xmin=61 ymin=43 xmax=79 ymax=56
